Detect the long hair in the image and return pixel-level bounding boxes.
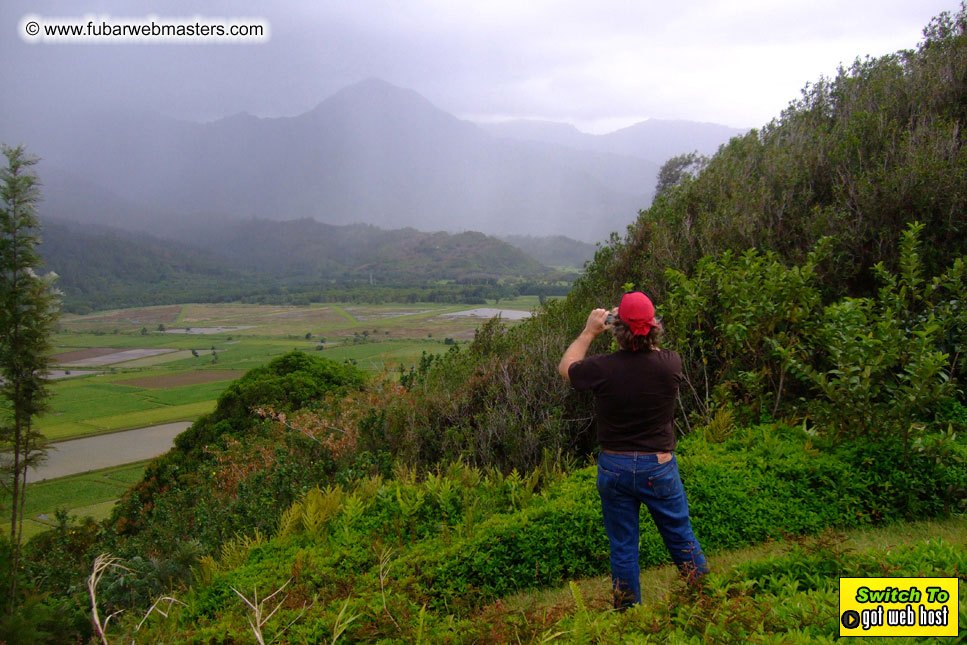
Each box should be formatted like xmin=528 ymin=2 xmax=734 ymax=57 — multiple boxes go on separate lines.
xmin=612 ymin=319 xmax=663 ymax=351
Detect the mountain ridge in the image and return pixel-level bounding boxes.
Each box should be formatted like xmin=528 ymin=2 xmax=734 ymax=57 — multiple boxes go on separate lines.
xmin=25 ymin=78 xmax=741 ymax=244
xmin=479 ymin=117 xmax=747 ymax=162
xmin=36 ymin=216 xmax=565 ymax=312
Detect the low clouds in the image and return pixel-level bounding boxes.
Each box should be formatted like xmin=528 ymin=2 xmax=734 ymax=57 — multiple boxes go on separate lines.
xmin=0 ymin=0 xmax=955 ymax=136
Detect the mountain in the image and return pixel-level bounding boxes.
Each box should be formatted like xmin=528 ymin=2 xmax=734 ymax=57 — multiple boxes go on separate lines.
xmin=478 ymin=120 xmax=592 ymax=150
xmin=500 ymin=234 xmax=597 ymax=268
xmin=21 ymin=79 xmax=736 ymax=244
xmin=480 ymin=118 xmax=747 ymax=164
xmin=596 ymin=119 xmax=748 ymax=162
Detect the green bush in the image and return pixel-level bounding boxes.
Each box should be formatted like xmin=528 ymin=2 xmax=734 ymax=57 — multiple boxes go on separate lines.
xmin=663 ymin=241 xmax=827 ymax=423
xmin=112 ymin=350 xmax=365 ymax=534
xmin=174 ymin=350 xmax=366 ymax=457
xmin=384 ymin=309 xmax=596 ymax=472
xmin=781 ymin=224 xmax=956 ymax=444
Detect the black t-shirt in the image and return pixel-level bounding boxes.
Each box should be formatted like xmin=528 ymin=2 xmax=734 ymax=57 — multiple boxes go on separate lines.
xmin=568 ymin=349 xmax=682 ymax=452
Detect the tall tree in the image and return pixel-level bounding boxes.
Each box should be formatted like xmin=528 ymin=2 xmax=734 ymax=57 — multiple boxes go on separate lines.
xmin=0 ymin=144 xmax=60 ymax=612
xmin=654 ymin=150 xmax=708 ymax=199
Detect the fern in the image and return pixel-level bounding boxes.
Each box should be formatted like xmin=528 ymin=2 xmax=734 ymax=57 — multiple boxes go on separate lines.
xmin=276 ymin=504 xmax=303 ymax=539
xmin=219 ymin=529 xmax=266 ymax=571
xmin=301 ymin=485 xmax=344 ymax=535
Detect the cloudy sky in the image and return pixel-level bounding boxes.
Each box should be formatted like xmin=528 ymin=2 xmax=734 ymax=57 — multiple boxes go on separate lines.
xmin=0 ymin=0 xmax=956 ymax=135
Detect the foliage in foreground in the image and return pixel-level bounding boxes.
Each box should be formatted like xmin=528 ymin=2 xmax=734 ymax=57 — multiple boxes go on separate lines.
xmin=662 ymin=222 xmax=966 ymax=429
xmin=13 ymin=220 xmax=966 ymax=641
xmin=104 ymin=424 xmax=965 ymax=643
xmin=545 ymin=531 xmax=966 ymax=644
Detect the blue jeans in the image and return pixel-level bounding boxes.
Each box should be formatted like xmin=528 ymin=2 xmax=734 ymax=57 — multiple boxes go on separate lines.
xmin=596 ymin=452 xmax=708 ymax=608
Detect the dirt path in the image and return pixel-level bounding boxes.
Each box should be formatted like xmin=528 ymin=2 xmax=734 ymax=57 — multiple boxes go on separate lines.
xmin=28 ymin=422 xmax=192 ymax=481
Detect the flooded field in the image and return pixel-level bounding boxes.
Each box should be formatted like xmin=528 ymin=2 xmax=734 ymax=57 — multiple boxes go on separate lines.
xmin=53 ymin=348 xmax=177 ymax=366
xmin=162 ymin=326 xmax=254 ymax=334
xmin=31 ymin=422 xmax=191 ymax=481
xmin=440 ymin=307 xmax=532 ymax=320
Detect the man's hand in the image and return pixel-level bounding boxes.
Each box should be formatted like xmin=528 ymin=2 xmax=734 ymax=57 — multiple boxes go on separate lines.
xmin=584 ymin=308 xmax=611 ymax=336
xmin=558 ymin=308 xmax=612 ymax=381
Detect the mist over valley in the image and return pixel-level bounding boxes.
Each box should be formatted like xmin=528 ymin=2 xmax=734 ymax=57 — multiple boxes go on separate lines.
xmin=20 ymin=78 xmax=743 ymax=246
xmin=21 ymin=78 xmax=743 ymax=308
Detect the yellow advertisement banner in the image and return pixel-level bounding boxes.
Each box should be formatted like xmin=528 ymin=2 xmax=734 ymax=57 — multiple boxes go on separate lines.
xmin=839 ymin=577 xmax=959 ymax=637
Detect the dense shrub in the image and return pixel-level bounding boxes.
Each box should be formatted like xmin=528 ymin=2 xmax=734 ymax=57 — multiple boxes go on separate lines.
xmin=662 ymin=241 xmax=827 ymax=423
xmin=174 ymin=350 xmax=366 ymax=458
xmin=0 ymin=530 xmax=91 ymax=644
xmin=383 ymin=308 xmax=598 ymax=472
xmin=118 ymin=425 xmax=966 ymax=642
xmin=780 ymin=223 xmax=963 ymax=444
xmin=112 ymin=350 xmax=365 ymax=533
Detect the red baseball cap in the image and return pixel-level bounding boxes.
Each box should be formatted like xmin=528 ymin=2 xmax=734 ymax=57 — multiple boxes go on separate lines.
xmin=618 ymin=292 xmax=657 ymax=336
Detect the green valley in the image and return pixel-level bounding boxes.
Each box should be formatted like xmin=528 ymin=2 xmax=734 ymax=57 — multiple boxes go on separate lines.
xmin=4 ymin=4 xmax=967 ymax=643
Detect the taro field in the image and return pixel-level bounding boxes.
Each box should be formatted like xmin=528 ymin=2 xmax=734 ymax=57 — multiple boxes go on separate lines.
xmin=46 ymin=298 xmax=541 ymax=442
xmin=20 ymin=299 xmax=541 ymax=534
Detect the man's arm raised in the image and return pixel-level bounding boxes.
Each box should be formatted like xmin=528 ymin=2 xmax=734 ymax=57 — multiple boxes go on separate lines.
xmin=558 ymin=308 xmax=610 ymax=381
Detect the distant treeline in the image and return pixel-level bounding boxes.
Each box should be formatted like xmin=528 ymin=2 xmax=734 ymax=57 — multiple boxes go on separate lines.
xmin=61 ymin=278 xmax=574 ymax=314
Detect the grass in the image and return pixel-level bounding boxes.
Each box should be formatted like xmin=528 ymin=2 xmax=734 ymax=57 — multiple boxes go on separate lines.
xmin=38 ymin=374 xmax=228 ymax=440
xmin=470 ymin=514 xmax=967 ymax=642
xmin=135 ymin=380 xmax=235 ymax=405
xmin=18 ymin=462 xmax=149 ymax=540
xmin=83 ymin=400 xmax=216 ymax=433
xmin=42 ymin=402 xmax=211 ymax=441
xmin=499 ymin=515 xmax=967 ymax=614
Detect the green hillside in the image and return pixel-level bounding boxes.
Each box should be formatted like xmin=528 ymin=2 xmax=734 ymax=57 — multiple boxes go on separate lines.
xmin=5 ymin=6 xmax=967 ymax=642
xmin=196 ymin=219 xmax=550 ymax=281
xmin=582 ymin=7 xmax=967 ymax=300
xmin=500 ymin=234 xmax=597 ymax=269
xmin=38 ymin=218 xmax=555 ymax=313
xmin=38 ymin=219 xmax=250 ymax=313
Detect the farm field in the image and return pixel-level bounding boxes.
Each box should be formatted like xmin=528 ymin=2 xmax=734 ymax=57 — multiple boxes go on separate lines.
xmin=43 ymin=298 xmax=543 ymax=442
xmin=21 ymin=298 xmax=546 ymax=538
xmin=20 ymin=461 xmax=149 ymax=541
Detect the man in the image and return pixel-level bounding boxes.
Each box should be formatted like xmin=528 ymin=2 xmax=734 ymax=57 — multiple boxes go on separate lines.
xmin=558 ymin=291 xmax=708 ymax=609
